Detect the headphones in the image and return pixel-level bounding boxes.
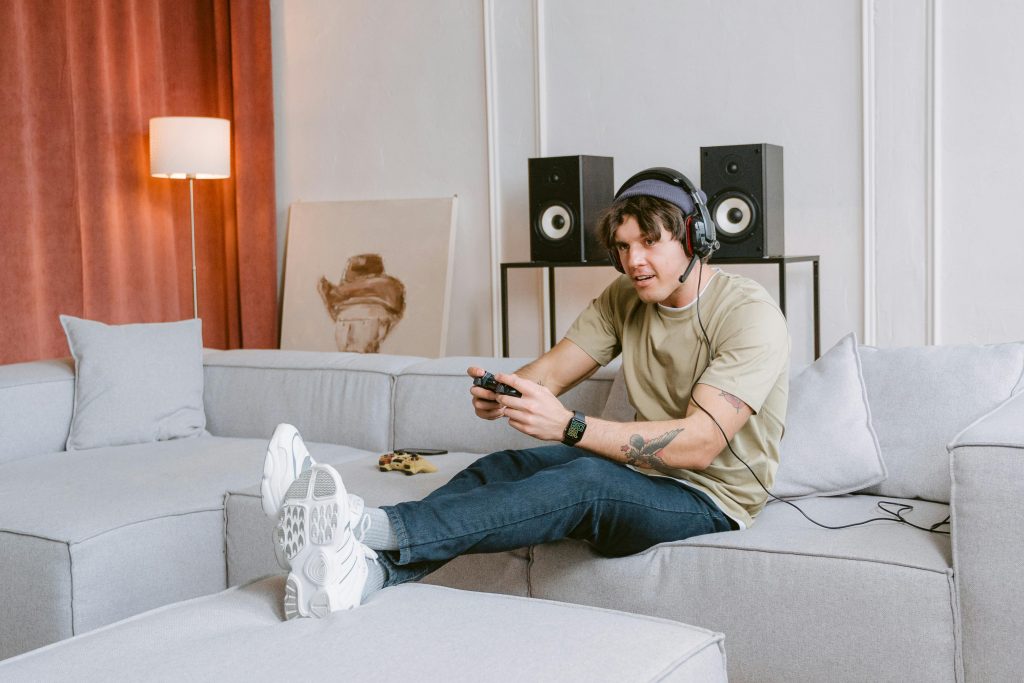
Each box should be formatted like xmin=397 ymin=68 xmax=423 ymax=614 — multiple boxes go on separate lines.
xmin=608 ymin=167 xmax=719 ymax=273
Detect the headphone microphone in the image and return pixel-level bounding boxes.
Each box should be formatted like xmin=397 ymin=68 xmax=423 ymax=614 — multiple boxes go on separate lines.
xmin=678 ymin=254 xmax=700 ymax=284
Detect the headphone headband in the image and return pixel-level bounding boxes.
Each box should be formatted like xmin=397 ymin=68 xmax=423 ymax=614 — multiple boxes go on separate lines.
xmin=615 ymin=166 xmax=703 ymax=202
xmin=609 ymin=166 xmax=719 ymax=272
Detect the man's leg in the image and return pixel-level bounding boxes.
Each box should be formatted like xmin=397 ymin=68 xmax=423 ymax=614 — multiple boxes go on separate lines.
xmin=355 ymin=445 xmax=584 ymax=589
xmin=262 ymin=429 xmax=731 ymax=614
xmin=419 ymin=444 xmax=583 ymax=501
xmin=376 ymin=454 xmax=733 ymax=587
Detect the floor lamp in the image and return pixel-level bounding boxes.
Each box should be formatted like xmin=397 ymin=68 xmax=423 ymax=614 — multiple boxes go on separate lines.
xmin=149 ymin=116 xmax=231 ymax=318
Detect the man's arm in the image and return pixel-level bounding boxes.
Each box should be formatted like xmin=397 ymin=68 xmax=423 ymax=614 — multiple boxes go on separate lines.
xmin=468 ymin=339 xmax=600 ymax=421
xmin=493 ymin=377 xmax=752 ymax=471
xmin=511 ymin=338 xmax=601 ymax=395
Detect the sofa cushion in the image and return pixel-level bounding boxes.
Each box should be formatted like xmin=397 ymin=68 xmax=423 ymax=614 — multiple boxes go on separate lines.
xmin=859 ymin=340 xmax=1024 ymax=502
xmin=0 ymin=358 xmax=74 ymax=465
xmin=0 ymin=579 xmax=728 ymax=682
xmin=0 ymin=436 xmax=264 ymax=542
xmin=528 ymin=495 xmax=955 ymax=682
xmin=60 ymin=316 xmax=206 ymax=450
xmin=203 ymin=349 xmax=424 ymax=452
xmin=392 ymin=356 xmax=617 ymax=454
xmin=772 ymin=333 xmax=886 ymax=499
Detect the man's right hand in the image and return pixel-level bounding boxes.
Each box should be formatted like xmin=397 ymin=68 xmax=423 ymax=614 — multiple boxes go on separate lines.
xmin=468 ymin=366 xmax=506 ymax=420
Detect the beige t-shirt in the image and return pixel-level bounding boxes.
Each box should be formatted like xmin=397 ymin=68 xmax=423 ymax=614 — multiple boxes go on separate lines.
xmin=565 ymin=270 xmax=790 ymax=528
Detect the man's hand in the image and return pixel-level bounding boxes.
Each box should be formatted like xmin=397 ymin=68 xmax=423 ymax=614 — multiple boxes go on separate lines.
xmin=491 ymin=372 xmax=573 ymax=442
xmin=467 ymin=366 xmax=506 ymax=420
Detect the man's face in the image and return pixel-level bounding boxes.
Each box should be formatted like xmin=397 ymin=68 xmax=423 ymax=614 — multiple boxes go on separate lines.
xmin=612 ymin=215 xmax=690 ymax=306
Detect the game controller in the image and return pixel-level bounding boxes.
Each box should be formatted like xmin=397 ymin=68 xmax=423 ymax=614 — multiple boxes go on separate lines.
xmin=472 ymin=371 xmax=522 ymax=398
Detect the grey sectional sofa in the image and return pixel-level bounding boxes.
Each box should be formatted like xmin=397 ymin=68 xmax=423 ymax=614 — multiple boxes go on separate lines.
xmin=1 ymin=344 xmax=1022 ymax=682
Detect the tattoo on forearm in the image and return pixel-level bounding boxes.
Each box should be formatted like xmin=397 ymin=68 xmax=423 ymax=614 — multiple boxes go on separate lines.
xmin=620 ymin=429 xmax=683 ymax=469
xmin=719 ymin=390 xmax=744 ymax=414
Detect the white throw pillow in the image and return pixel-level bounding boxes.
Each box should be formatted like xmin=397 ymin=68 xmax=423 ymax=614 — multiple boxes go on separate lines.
xmin=60 ymin=315 xmax=206 ymax=450
xmin=771 ymin=332 xmax=887 ymax=499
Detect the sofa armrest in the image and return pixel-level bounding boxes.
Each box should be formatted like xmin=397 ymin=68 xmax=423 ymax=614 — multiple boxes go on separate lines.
xmin=948 ymin=391 xmax=1024 ymax=682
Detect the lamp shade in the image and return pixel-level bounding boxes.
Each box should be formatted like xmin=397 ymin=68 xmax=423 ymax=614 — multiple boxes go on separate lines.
xmin=149 ymin=116 xmax=231 ymax=179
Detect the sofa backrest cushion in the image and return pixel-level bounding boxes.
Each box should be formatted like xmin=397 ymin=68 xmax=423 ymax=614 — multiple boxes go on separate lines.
xmin=393 ymin=357 xmax=618 ymax=454
xmin=0 ymin=359 xmax=75 ymax=465
xmin=203 ymin=350 xmax=423 ymax=453
xmin=859 ymin=341 xmax=1024 ymax=502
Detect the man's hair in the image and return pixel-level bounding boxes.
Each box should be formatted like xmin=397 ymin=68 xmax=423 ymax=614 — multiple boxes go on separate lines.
xmin=597 ymin=195 xmax=686 ymax=252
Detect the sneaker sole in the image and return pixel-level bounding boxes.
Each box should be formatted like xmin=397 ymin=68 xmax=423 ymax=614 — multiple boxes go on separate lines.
xmin=277 ymin=464 xmax=366 ymax=619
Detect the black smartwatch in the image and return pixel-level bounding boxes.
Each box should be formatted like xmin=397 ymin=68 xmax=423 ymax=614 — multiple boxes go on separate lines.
xmin=561 ymin=410 xmax=587 ymax=446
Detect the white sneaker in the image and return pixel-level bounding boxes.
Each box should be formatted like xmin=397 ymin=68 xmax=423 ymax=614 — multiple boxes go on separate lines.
xmin=263 ymin=423 xmax=320 ymax=517
xmin=262 ymin=424 xmax=370 ymax=569
xmin=276 ymin=463 xmax=377 ymax=619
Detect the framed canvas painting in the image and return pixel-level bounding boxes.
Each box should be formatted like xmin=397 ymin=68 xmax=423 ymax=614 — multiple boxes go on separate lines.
xmin=280 ymin=197 xmax=458 ymax=356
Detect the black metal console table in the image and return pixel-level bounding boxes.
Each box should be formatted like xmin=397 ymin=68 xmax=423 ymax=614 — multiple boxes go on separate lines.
xmin=500 ymin=255 xmax=820 ymax=358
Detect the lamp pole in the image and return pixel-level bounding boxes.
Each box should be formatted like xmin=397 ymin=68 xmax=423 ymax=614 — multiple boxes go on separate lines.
xmin=188 ymin=175 xmax=198 ymax=319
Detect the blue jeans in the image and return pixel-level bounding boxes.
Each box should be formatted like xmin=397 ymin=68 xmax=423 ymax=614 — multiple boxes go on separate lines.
xmin=377 ymin=445 xmax=734 ymax=587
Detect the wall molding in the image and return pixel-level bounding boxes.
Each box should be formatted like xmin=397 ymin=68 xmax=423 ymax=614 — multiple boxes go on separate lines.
xmin=483 ymin=0 xmax=501 ymax=355
xmin=925 ymin=0 xmax=939 ymax=345
xmin=534 ymin=0 xmax=552 ymax=351
xmin=866 ymin=0 xmax=940 ymax=347
xmin=861 ymin=0 xmax=877 ymax=345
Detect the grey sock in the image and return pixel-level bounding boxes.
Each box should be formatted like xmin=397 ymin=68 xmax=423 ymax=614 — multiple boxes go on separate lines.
xmin=361 ymin=557 xmax=385 ymax=601
xmin=358 ymin=507 xmax=399 ymax=551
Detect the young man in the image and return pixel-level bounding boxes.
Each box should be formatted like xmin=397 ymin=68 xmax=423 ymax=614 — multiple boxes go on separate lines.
xmin=261 ymin=170 xmax=790 ymax=619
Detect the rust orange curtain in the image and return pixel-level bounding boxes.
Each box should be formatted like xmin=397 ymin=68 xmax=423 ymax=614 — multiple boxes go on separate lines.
xmin=0 ymin=0 xmax=277 ymax=365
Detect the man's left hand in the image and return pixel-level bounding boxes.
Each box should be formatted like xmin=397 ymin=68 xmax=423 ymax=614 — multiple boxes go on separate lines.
xmin=493 ymin=372 xmax=573 ymax=442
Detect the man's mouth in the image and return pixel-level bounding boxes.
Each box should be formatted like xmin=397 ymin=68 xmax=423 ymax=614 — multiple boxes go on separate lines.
xmin=633 ymin=274 xmax=655 ymax=283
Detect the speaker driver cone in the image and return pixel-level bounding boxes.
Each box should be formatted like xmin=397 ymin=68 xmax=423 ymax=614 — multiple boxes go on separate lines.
xmin=711 ymin=192 xmax=756 ymax=239
xmin=538 ymin=203 xmax=573 ymax=241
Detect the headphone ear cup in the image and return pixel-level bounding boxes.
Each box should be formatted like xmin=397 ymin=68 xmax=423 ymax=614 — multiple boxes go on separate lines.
xmin=689 ymin=206 xmax=717 ymax=258
xmin=692 ymin=217 xmax=707 ymax=258
xmin=683 ymin=216 xmax=695 ymax=258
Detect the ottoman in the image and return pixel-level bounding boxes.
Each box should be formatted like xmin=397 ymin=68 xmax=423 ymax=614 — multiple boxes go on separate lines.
xmin=0 ymin=577 xmax=728 ymax=682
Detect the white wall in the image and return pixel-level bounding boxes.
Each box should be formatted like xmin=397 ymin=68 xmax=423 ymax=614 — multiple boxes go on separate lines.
xmin=270 ymin=0 xmax=492 ymax=355
xmin=936 ymin=0 xmax=1024 ymax=344
xmin=271 ymin=0 xmax=1024 ymax=365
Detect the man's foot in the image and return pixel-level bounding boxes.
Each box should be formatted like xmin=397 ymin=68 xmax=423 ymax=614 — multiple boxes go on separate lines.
xmin=262 ymin=423 xmax=316 ymax=517
xmin=276 ymin=463 xmax=376 ymax=619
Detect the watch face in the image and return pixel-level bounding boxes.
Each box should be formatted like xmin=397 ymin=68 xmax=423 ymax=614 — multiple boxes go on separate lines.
xmin=566 ymin=416 xmax=586 ymax=441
